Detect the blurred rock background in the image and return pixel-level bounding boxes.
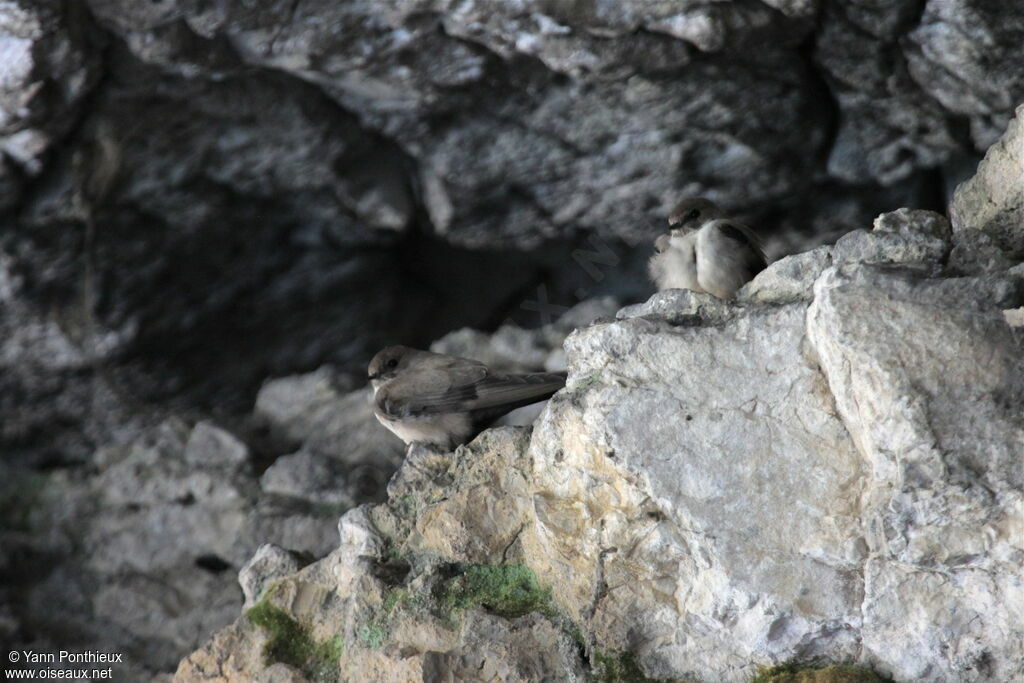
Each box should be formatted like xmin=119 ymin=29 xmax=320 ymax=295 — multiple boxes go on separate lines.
xmin=0 ymin=0 xmax=1021 ymax=679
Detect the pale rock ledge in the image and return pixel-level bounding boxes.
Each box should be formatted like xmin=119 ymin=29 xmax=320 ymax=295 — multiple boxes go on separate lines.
xmin=176 ymin=111 xmax=1024 ymax=683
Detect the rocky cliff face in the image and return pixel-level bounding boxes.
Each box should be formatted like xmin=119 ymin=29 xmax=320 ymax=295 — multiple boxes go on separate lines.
xmin=3 ymin=1 xmax=1023 ymax=680
xmin=0 ymin=293 xmax=609 ymax=679
xmin=4 ymin=0 xmax=1023 ymax=455
xmin=176 ymin=110 xmax=1023 ymax=682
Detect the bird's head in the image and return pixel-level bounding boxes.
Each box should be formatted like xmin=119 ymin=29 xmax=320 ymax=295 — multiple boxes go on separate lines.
xmin=667 ymin=197 xmax=725 ymax=235
xmin=367 ymin=345 xmax=417 ymax=386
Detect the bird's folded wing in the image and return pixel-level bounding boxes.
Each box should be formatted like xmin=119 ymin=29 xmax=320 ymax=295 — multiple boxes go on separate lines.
xmin=709 ymin=220 xmax=768 ymax=270
xmin=378 ymin=370 xmax=566 ymax=418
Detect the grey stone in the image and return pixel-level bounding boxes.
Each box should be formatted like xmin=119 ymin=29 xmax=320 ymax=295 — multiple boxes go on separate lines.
xmin=807 ymin=262 xmax=1023 ymax=680
xmin=948 ymin=229 xmax=1016 ymax=275
xmin=905 ymin=0 xmax=1024 ymax=149
xmin=255 ymin=368 xmax=405 ymax=485
xmin=741 ymin=245 xmax=833 ymax=304
xmin=83 ymin=0 xmax=831 ymax=248
xmin=181 ymin=208 xmax=1023 ymax=682
xmin=5 ymin=1 xmax=1024 ymax=680
xmin=260 ymin=450 xmax=353 ymax=507
xmin=833 ymin=208 xmax=952 ymax=274
xmin=6 ymin=0 xmax=1012 ymax=474
xmin=430 ymin=297 xmax=620 ymax=373
xmin=0 ymin=1 xmax=99 ymax=177
xmin=430 ymin=327 xmax=553 ymax=373
xmin=951 ymin=104 xmax=1024 ymax=259
xmin=7 ymin=412 xmax=379 ymax=680
xmin=616 ymin=288 xmax=731 ymax=325
xmin=815 ymin=0 xmax=961 ymax=184
xmin=239 ymin=544 xmax=311 ymax=610
xmin=185 ymin=421 xmax=250 ymax=468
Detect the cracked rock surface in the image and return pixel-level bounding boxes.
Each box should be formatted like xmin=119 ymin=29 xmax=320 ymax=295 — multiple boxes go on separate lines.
xmin=1 ymin=299 xmax=593 ymax=681
xmin=2 ymin=0 xmax=1024 ymax=680
xmin=177 ymin=119 xmax=1022 ymax=681
xmin=4 ymin=0 xmax=1023 ymax=449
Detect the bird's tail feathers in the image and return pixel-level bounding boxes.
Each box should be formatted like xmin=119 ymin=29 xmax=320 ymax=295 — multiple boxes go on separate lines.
xmin=467 ymin=371 xmax=567 ymax=425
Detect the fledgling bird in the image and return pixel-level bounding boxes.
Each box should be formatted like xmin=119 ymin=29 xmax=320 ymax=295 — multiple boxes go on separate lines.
xmin=648 ymin=197 xmax=768 ymax=299
xmin=367 ymin=345 xmax=566 ymax=450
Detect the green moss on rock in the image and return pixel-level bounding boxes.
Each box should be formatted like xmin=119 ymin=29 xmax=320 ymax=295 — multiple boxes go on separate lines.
xmin=381 ymin=587 xmax=423 ymax=614
xmin=572 ymin=371 xmax=603 ymax=392
xmin=247 ymin=600 xmax=342 ymax=682
xmin=357 ymin=623 xmax=386 ymax=649
xmin=751 ymin=663 xmax=891 ymax=683
xmin=593 ymin=649 xmax=669 ymax=682
xmin=381 ymin=589 xmax=405 ymax=615
xmin=354 ymin=585 xmax=423 ymax=650
xmin=442 ymin=564 xmax=556 ymax=619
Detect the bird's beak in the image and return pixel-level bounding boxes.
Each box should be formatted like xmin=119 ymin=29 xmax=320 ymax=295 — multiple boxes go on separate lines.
xmin=367 ymin=371 xmax=380 ymax=381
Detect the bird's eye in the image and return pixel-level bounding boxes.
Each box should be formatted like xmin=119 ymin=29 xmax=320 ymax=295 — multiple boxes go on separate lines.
xmin=685 ymin=209 xmax=701 ymax=221
xmin=386 ymin=358 xmax=398 ymax=368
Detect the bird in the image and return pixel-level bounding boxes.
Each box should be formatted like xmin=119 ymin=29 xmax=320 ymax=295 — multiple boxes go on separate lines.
xmin=367 ymin=345 xmax=567 ymax=450
xmin=648 ymin=197 xmax=767 ymax=299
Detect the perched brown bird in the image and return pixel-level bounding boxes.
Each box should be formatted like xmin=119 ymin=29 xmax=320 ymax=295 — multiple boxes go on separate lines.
xmin=368 ymin=346 xmax=566 ymax=449
xmin=648 ymin=198 xmax=767 ymax=299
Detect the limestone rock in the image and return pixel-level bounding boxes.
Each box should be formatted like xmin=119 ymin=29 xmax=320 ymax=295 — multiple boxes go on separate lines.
xmin=239 ymin=545 xmax=313 ymax=610
xmin=833 ymin=209 xmax=952 ymax=274
xmin=67 ymin=0 xmax=943 ymax=260
xmin=741 ymin=246 xmax=833 ymax=304
xmin=951 ymin=105 xmax=1024 ymax=259
xmin=615 ymin=288 xmax=731 ymax=325
xmin=815 ymin=0 xmax=960 ymax=184
xmin=534 ymin=298 xmax=866 ymax=681
xmin=948 ymin=229 xmax=1016 ymax=275
xmin=177 ymin=429 xmax=588 ymax=683
xmin=6 ymin=417 xmax=365 ymax=679
xmin=82 ymin=0 xmax=829 ymax=247
xmin=259 ymin=451 xmax=354 ymax=508
xmin=905 ymin=0 xmax=1024 ymax=149
xmin=431 ymin=297 xmax=620 ymax=372
xmin=179 ymin=200 xmax=1022 ymax=682
xmin=255 ymin=369 xmax=404 ymax=504
xmin=0 ymin=0 xmax=99 ymax=185
xmin=807 ymin=263 xmax=1023 ymax=680
xmin=6 ymin=303 xmax=590 ymax=680
xmin=5 ymin=0 xmax=1015 ymax=477
xmin=186 ymin=421 xmax=251 ymax=468
xmin=5 ymin=2 xmax=1024 ymax=681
